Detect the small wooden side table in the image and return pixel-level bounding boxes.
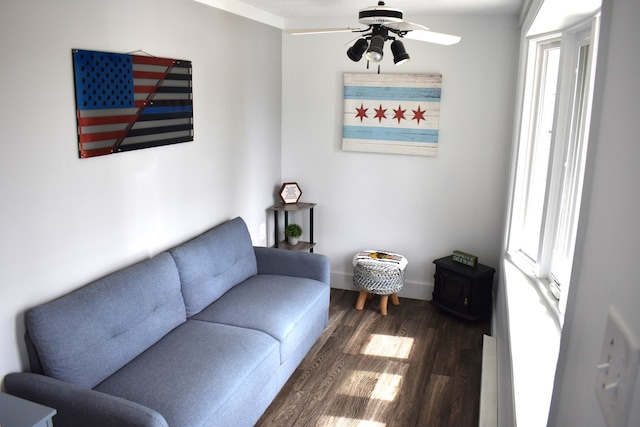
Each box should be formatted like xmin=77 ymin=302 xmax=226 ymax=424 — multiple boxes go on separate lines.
xmin=268 ymin=202 xmax=316 ymax=252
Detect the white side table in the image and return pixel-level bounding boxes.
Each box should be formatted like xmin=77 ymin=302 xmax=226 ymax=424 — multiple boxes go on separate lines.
xmin=0 ymin=392 xmax=56 ymax=427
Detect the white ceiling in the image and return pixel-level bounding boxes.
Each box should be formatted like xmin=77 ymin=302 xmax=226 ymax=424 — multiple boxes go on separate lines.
xmin=226 ymin=0 xmax=524 ymax=19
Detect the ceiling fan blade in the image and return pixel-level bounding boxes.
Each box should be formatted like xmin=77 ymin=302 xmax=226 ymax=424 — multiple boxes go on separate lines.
xmin=385 ymin=20 xmax=460 ymax=45
xmin=344 ymin=35 xmax=362 ymax=46
xmin=404 ymin=29 xmax=461 ymax=45
xmin=286 ymin=27 xmax=362 ymax=35
xmin=385 ymin=21 xmax=429 ymax=32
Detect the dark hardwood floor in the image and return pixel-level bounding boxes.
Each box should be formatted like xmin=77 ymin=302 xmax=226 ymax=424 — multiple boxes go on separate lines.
xmin=256 ymin=289 xmax=490 ymax=427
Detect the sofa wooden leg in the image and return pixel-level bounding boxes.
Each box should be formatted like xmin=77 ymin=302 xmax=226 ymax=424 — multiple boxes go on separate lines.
xmin=355 ymin=291 xmax=368 ymax=310
xmin=380 ymin=295 xmax=389 ymax=315
xmin=391 ymin=293 xmax=400 ymax=306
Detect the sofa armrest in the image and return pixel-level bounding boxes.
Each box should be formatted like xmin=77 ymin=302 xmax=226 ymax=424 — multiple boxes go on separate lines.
xmin=254 ymin=247 xmax=330 ymax=285
xmin=3 ymin=373 xmax=168 ymax=427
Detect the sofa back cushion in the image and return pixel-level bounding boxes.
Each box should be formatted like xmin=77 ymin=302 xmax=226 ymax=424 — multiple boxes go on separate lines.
xmin=26 ymin=252 xmax=186 ymax=389
xmin=170 ymin=217 xmax=257 ymax=317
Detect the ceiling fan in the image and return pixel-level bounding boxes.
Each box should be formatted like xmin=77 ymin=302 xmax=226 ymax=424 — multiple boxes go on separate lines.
xmin=287 ymin=1 xmax=461 ymax=66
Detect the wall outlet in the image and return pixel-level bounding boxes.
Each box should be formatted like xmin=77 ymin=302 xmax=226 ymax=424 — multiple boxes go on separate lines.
xmin=596 ymin=305 xmax=640 ymax=427
xmin=259 ymin=223 xmax=266 ymax=241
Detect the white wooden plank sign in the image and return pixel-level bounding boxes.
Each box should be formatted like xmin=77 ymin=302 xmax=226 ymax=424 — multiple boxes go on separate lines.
xmin=342 ymin=73 xmax=441 ymax=156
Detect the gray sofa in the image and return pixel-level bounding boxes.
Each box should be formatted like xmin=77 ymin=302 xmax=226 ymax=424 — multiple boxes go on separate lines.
xmin=3 ymin=217 xmax=330 ymax=427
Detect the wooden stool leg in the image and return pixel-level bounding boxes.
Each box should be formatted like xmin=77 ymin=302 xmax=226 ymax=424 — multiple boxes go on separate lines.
xmin=380 ymin=295 xmax=389 ymax=315
xmin=391 ymin=293 xmax=400 ymax=306
xmin=355 ymin=291 xmax=368 ymax=310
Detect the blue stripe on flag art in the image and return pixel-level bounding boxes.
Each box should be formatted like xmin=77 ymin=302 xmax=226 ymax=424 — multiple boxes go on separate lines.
xmin=72 ymin=49 xmax=193 ymax=158
xmin=342 ymin=73 xmax=441 ymax=156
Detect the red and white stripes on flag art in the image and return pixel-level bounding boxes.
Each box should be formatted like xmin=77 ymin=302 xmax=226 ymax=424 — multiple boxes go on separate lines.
xmin=73 ymin=49 xmax=193 ymax=158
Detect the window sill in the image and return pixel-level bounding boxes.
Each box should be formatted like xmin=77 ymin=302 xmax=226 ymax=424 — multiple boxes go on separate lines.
xmin=502 ymin=256 xmax=562 ymax=427
xmin=506 ymin=252 xmax=564 ymax=327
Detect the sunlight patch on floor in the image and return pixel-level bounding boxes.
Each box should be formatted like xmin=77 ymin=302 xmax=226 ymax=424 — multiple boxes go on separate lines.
xmin=371 ymin=372 xmax=403 ymax=401
xmin=339 ymin=370 xmax=403 ymax=401
xmin=361 ymin=334 xmax=414 ymax=359
xmin=318 ymin=416 xmax=386 ymax=427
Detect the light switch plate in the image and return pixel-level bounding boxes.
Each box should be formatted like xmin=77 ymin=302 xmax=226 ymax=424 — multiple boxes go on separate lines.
xmin=596 ymin=305 xmax=640 ymax=427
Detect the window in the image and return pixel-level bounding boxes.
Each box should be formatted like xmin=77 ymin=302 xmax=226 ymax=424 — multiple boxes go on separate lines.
xmin=507 ymin=20 xmax=599 ymax=318
xmin=518 ymin=39 xmax=561 ymax=263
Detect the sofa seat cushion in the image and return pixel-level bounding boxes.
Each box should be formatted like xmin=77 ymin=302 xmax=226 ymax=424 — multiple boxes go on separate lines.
xmin=27 ymin=252 xmax=186 ymax=389
xmin=94 ymin=320 xmax=279 ymax=427
xmin=170 ymin=217 xmax=258 ymax=317
xmin=191 ymin=274 xmax=330 ymax=364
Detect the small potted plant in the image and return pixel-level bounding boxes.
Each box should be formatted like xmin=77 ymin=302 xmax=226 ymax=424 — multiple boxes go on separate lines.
xmin=284 ymin=223 xmax=302 ymax=245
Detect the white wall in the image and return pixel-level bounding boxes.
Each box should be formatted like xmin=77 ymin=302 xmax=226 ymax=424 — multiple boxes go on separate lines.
xmin=282 ymin=15 xmax=520 ymax=298
xmin=0 ymin=0 xmax=282 ymax=379
xmin=0 ymin=0 xmax=524 ymax=398
xmin=548 ymin=0 xmax=640 ymax=424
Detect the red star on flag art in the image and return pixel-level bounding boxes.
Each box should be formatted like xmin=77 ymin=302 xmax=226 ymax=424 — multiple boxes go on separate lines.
xmin=355 ymin=103 xmax=368 ymax=122
xmin=393 ymin=105 xmax=406 ymax=124
xmin=374 ymin=104 xmax=388 ymax=122
xmin=412 ymin=106 xmax=426 ymax=125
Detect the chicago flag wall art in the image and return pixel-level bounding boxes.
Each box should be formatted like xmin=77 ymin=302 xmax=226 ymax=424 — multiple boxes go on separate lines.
xmin=342 ymin=73 xmax=441 ymax=156
xmin=72 ymin=49 xmax=193 ymax=158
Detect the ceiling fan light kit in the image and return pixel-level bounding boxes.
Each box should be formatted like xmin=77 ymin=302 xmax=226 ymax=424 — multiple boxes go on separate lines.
xmin=365 ymin=35 xmax=385 ymax=62
xmin=288 ymin=1 xmax=461 ymax=70
xmin=347 ymin=38 xmax=369 ymax=62
xmin=390 ymin=40 xmax=410 ymax=65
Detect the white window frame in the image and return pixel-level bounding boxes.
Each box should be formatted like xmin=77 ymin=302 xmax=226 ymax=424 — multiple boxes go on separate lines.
xmin=514 ymin=36 xmax=561 ymax=266
xmin=506 ymin=16 xmax=600 ymax=321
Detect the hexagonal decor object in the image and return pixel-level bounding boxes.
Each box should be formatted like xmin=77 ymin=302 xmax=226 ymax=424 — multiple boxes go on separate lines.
xmin=279 ymin=182 xmax=302 ymax=204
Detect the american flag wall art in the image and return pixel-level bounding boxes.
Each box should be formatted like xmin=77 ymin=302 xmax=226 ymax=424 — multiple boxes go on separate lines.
xmin=342 ymin=73 xmax=441 ymax=156
xmin=72 ymin=49 xmax=193 ymax=158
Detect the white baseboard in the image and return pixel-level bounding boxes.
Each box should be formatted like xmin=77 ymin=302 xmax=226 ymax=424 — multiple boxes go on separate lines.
xmin=480 ymin=334 xmax=498 ymax=427
xmin=330 ymin=271 xmax=434 ymax=301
